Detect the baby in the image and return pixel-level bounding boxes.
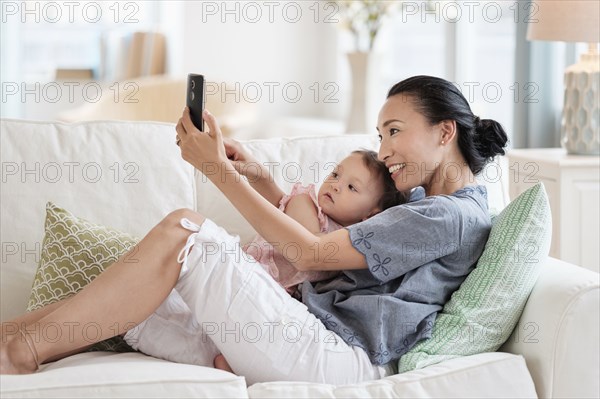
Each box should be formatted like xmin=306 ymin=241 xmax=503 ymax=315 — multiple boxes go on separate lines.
xmin=123 ymin=149 xmax=407 ymax=370
xmin=244 ymin=149 xmax=407 ymax=297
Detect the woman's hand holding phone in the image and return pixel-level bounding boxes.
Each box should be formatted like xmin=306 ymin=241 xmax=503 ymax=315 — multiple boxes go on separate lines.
xmin=176 ymin=72 xmax=267 ymax=184
xmin=176 ymin=108 xmax=228 ymax=176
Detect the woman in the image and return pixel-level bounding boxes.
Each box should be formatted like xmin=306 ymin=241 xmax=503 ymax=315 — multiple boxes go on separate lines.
xmin=1 ymin=76 xmax=507 ymax=384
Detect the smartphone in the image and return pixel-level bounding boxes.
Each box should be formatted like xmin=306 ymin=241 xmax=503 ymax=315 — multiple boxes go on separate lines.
xmin=186 ymin=74 xmax=205 ymax=131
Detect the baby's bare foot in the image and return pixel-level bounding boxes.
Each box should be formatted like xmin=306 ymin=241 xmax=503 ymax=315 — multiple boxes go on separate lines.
xmin=213 ymin=354 xmax=234 ymax=373
xmin=1 ymin=324 xmax=39 ymax=374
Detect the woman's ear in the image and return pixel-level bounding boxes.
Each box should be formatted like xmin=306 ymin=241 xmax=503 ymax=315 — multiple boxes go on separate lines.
xmin=439 ymin=120 xmax=457 ymax=144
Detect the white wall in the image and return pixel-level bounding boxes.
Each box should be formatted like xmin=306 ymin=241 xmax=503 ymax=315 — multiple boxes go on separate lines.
xmin=162 ymin=1 xmax=343 ymax=121
xmin=1 ymin=1 xmax=345 ymax=127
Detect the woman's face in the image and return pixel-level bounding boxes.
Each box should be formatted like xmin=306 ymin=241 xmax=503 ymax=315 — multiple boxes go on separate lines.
xmin=376 ymin=95 xmax=444 ymax=193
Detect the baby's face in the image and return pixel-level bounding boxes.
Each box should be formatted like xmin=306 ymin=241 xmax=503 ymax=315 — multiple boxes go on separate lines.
xmin=317 ymin=153 xmax=384 ymax=226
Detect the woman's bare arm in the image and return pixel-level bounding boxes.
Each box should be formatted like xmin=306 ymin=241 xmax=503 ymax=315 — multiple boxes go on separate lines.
xmin=214 ymin=161 xmax=366 ymax=271
xmin=245 ymin=164 xmax=286 ymax=207
xmin=223 ymin=137 xmax=285 ymax=207
xmin=177 ymin=109 xmax=367 ymax=272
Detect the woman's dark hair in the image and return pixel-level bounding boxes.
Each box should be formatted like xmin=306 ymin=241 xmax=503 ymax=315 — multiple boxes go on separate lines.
xmin=387 ymin=75 xmax=508 ymax=175
xmin=352 ymin=150 xmax=409 ymax=210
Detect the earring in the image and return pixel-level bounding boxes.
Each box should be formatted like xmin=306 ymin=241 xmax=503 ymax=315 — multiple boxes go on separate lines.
xmin=441 ymin=140 xmax=445 ymax=145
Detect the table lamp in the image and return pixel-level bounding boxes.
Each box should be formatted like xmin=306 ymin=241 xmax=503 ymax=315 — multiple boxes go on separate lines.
xmin=527 ymin=0 xmax=600 ymax=155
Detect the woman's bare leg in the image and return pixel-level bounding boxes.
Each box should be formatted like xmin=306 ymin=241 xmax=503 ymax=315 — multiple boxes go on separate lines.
xmin=1 ymin=297 xmax=91 ymax=364
xmin=5 ymin=298 xmax=72 ymax=328
xmin=1 ymin=209 xmax=205 ymax=374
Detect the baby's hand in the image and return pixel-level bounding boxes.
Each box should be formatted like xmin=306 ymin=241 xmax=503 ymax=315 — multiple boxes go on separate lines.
xmin=231 ymin=161 xmax=267 ymax=182
xmin=223 ymin=137 xmax=245 ymax=162
xmin=223 ymin=138 xmax=266 ymax=182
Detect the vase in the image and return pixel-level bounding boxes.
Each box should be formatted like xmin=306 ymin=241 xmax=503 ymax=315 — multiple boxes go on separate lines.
xmin=560 ymin=51 xmax=600 ymax=155
xmin=345 ymin=52 xmax=373 ymax=134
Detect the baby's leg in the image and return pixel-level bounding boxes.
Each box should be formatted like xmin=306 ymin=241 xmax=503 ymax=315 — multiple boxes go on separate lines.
xmin=213 ymin=354 xmax=234 ymax=372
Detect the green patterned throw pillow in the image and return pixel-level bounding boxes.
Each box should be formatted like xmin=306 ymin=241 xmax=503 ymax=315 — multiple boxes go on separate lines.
xmin=28 ymin=202 xmax=140 ymax=352
xmin=399 ymin=183 xmax=552 ymax=372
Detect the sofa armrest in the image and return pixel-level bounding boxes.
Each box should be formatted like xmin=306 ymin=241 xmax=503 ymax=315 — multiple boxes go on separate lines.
xmin=500 ymin=257 xmax=599 ymax=398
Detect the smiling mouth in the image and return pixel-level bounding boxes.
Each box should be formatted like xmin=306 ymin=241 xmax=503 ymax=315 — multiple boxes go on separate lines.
xmin=389 ymin=163 xmax=406 ymax=174
xmin=324 ymin=193 xmax=334 ymax=203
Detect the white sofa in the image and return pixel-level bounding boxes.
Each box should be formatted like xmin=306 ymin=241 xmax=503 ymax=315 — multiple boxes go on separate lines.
xmin=1 ymin=119 xmax=598 ymax=398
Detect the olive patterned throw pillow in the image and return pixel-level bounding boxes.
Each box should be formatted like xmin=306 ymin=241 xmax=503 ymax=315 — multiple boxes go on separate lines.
xmin=28 ymin=202 xmax=140 ymax=353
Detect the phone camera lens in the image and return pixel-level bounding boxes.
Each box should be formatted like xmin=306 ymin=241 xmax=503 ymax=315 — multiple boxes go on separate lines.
xmin=191 ymin=80 xmax=195 ymax=89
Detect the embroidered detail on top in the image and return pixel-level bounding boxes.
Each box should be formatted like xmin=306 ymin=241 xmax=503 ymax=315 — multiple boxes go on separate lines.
xmin=394 ymin=339 xmax=411 ymax=355
xmin=318 ymin=313 xmax=338 ymax=329
xmin=352 ymin=228 xmax=374 ymax=249
xmin=369 ymin=343 xmax=390 ymax=362
xmin=422 ymin=320 xmax=434 ymax=335
xmin=343 ymin=328 xmax=359 ymax=343
xmin=372 ymin=253 xmax=391 ymax=276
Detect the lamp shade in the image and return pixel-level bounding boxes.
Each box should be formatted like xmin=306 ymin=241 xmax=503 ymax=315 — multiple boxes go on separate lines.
xmin=527 ymin=0 xmax=600 ymax=43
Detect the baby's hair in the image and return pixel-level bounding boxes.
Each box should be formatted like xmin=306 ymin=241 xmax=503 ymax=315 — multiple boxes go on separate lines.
xmin=352 ymin=150 xmax=409 ymax=210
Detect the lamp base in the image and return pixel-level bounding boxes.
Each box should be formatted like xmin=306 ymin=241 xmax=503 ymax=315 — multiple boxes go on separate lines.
xmin=561 ymin=51 xmax=600 ymax=155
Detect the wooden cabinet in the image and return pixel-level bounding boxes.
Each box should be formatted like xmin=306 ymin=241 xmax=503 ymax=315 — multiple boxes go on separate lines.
xmin=507 ymin=148 xmax=599 ymax=272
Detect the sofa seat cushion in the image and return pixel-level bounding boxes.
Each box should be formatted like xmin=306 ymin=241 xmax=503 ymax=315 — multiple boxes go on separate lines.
xmin=0 ymin=352 xmax=249 ymax=398
xmin=248 ymin=352 xmax=536 ymax=398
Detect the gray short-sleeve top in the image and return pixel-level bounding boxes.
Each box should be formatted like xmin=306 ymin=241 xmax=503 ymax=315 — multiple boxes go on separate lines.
xmin=300 ymin=185 xmax=492 ymax=365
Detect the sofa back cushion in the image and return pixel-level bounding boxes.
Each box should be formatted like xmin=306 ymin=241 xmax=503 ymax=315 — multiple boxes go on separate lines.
xmin=0 ymin=119 xmax=196 ymax=321
xmin=194 ymin=134 xmax=510 ymax=244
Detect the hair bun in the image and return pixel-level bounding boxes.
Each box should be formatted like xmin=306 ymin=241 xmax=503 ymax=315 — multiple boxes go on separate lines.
xmin=474 ymin=118 xmax=508 ymax=160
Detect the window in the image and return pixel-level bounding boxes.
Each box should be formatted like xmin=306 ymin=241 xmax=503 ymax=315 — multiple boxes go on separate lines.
xmin=365 ymin=1 xmax=520 ymax=140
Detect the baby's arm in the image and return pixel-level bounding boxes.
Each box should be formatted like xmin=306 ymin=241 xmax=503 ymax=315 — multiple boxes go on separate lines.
xmin=224 ymin=137 xmax=285 ymax=207
xmin=183 ymin=110 xmax=367 ymax=272
xmin=283 ymin=194 xmax=321 ymax=234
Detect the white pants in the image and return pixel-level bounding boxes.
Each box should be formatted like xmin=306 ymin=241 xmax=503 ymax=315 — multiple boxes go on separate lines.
xmin=125 ymin=218 xmax=392 ymax=385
